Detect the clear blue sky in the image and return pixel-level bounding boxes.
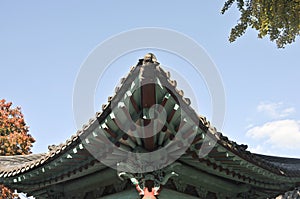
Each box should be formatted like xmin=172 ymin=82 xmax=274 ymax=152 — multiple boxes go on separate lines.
xmin=1 ymin=1 xmax=299 ymax=157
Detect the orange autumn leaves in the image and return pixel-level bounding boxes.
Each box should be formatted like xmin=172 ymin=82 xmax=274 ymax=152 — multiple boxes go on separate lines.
xmin=0 ymin=185 xmax=11 ymax=199
xmin=0 ymin=99 xmax=35 ymax=198
xmin=0 ymin=99 xmax=35 ymax=156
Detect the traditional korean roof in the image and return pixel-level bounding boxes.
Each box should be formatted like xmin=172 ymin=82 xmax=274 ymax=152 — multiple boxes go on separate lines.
xmin=1 ymin=54 xmax=300 ymax=199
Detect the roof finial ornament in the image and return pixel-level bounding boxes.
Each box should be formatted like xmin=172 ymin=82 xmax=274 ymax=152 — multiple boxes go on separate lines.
xmin=143 ymin=53 xmax=157 ymax=64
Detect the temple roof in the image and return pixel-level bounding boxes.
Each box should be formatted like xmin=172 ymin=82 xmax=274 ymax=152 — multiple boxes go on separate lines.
xmin=0 ymin=154 xmax=46 ymax=171
xmin=1 ymin=54 xmax=300 ymax=198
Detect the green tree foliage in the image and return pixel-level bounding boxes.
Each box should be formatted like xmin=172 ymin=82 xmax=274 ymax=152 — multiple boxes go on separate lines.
xmin=222 ymin=0 xmax=300 ymax=48
xmin=0 ymin=99 xmax=35 ymax=198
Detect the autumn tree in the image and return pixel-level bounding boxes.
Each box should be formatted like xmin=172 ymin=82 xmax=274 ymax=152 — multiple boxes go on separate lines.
xmin=222 ymin=0 xmax=300 ymax=48
xmin=0 ymin=99 xmax=35 ymax=198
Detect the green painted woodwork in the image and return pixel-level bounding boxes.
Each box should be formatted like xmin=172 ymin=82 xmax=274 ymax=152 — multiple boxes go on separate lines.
xmin=1 ymin=59 xmax=300 ymax=199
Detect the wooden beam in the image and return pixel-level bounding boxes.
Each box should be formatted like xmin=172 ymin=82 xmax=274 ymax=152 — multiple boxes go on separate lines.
xmin=175 ymin=163 xmax=251 ymax=194
xmin=141 ymin=83 xmax=156 ymax=151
